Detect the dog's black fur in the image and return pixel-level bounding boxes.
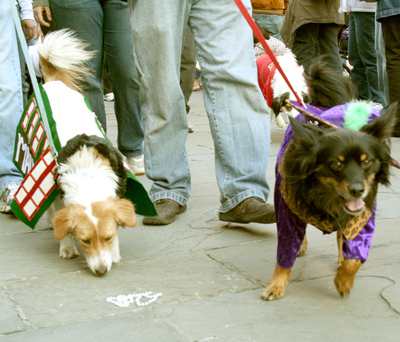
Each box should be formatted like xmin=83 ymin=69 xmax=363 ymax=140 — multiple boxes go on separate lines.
xmin=285 ymin=104 xmax=396 ymax=228
xmin=57 ymin=134 xmax=127 ymax=196
xmin=306 ymin=57 xmax=359 ymax=108
xmin=285 ymin=57 xmax=395 ymax=227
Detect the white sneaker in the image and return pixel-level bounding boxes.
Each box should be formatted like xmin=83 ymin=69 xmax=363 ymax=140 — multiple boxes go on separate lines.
xmin=104 ymin=92 xmax=114 ymax=102
xmin=370 ymin=101 xmax=383 ymax=112
xmin=0 ymin=182 xmax=20 ymax=214
xmin=126 ymin=155 xmax=145 ymax=175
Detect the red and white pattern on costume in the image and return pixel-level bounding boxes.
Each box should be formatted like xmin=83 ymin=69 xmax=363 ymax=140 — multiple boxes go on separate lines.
xmin=21 ymin=98 xmax=37 ymax=132
xmin=256 ymin=54 xmax=277 ymax=107
xmin=14 ymin=148 xmax=57 ymax=221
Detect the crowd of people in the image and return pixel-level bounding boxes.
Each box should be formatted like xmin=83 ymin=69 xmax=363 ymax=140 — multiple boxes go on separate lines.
xmin=1 ymin=0 xmax=399 ymax=228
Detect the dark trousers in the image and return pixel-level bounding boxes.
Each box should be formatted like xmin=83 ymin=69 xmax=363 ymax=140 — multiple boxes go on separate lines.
xmin=381 ymin=14 xmax=400 ymax=134
xmin=291 ymin=23 xmax=343 ymax=75
xmin=50 ymin=0 xmax=144 ymax=157
xmin=349 ymin=12 xmax=381 ymax=103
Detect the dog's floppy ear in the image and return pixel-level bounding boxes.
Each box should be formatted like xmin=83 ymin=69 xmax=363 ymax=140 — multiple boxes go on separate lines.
xmin=288 ymin=116 xmax=324 ymax=175
xmin=111 ymin=198 xmax=136 ymax=228
xmin=53 ymin=203 xmax=85 ymax=240
xmin=271 ymin=92 xmax=290 ymax=116
xmin=360 ymin=102 xmax=398 ymax=140
xmin=289 ymin=115 xmax=323 ymax=144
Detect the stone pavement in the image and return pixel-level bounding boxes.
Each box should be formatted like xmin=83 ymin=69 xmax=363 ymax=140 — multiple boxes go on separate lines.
xmin=1 ymin=90 xmax=400 ymax=341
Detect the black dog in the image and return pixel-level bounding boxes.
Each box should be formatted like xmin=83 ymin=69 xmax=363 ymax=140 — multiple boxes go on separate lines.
xmin=261 ymin=58 xmax=398 ymax=300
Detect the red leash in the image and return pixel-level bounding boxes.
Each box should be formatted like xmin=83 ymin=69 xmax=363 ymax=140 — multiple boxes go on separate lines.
xmin=234 ymin=0 xmax=304 ymax=107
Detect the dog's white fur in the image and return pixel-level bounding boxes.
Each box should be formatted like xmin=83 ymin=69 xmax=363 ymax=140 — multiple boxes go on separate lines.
xmin=36 ymin=29 xmax=136 ymax=275
xmin=269 ymin=52 xmax=308 ymax=128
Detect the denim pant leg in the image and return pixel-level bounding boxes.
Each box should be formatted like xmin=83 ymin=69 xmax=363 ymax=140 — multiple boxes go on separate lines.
xmin=129 ymin=0 xmax=271 ymax=210
xmin=0 ymin=3 xmax=24 ymax=190
xmin=50 ymin=0 xmax=106 ymax=130
xmin=191 ymin=0 xmax=271 ymax=211
xmin=349 ymin=12 xmax=381 ymax=102
xmin=102 ymin=0 xmax=143 ymax=158
xmin=252 ymin=13 xmax=283 ymax=41
xmin=129 ymin=0 xmax=192 ymax=205
xmin=317 ymin=23 xmax=343 ymax=75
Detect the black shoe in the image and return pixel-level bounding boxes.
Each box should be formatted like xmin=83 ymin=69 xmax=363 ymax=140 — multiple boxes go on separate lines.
xmin=143 ymin=199 xmax=187 ymax=225
xmin=219 ymin=197 xmax=276 ymax=224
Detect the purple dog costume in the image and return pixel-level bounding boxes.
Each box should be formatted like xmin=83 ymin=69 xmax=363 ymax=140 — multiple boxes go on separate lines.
xmin=275 ymin=103 xmax=381 ymax=270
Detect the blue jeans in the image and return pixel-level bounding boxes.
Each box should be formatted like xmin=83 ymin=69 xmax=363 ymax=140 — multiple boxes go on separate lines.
xmin=349 ymin=12 xmax=381 ymax=103
xmin=252 ymin=13 xmax=283 ymax=41
xmin=0 ymin=2 xmax=24 ymax=190
xmin=50 ymin=0 xmax=144 ymax=158
xmin=128 ymin=0 xmax=271 ymax=212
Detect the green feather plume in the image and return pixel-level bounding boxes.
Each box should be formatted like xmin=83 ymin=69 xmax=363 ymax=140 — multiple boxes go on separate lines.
xmin=343 ymin=101 xmax=372 ymax=131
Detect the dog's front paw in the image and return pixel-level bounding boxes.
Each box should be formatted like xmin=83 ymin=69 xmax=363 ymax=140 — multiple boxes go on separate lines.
xmin=261 ymin=281 xmax=287 ymax=301
xmin=59 ymin=245 xmax=79 ymax=259
xmin=276 ymin=114 xmax=287 ymax=128
xmin=59 ymin=234 xmax=79 ymax=259
xmin=334 ymin=259 xmax=361 ymax=297
xmin=261 ymin=264 xmax=291 ymax=301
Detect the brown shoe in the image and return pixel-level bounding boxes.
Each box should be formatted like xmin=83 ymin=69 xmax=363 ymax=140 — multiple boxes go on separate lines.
xmin=143 ymin=199 xmax=187 ymax=225
xmin=219 ymin=197 xmax=276 ymax=224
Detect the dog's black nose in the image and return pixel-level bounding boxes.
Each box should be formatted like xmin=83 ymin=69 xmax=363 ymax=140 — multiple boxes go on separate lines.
xmin=349 ymin=183 xmax=364 ymax=198
xmin=95 ymin=266 xmax=108 ymax=276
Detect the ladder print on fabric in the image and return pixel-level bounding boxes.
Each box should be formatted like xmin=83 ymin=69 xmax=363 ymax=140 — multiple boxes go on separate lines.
xmin=14 ymin=148 xmax=57 ymax=220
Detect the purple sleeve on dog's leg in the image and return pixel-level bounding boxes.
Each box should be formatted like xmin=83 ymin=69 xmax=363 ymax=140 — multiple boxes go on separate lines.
xmin=275 ymin=169 xmax=307 ymax=269
xmin=342 ymin=204 xmax=376 ymax=263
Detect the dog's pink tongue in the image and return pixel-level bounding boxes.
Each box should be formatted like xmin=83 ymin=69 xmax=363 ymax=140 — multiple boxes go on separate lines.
xmin=346 ymin=199 xmax=365 ymax=212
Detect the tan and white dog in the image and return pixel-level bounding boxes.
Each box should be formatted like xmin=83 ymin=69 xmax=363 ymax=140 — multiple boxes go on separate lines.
xmin=32 ymin=29 xmax=136 ymax=275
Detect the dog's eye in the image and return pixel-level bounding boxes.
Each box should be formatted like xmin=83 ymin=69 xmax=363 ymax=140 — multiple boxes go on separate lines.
xmin=362 ymin=159 xmax=371 ymax=167
xmin=331 ymin=161 xmax=342 ymax=171
xmin=105 ymin=237 xmax=112 ymax=242
xmin=82 ymin=239 xmax=91 ymax=245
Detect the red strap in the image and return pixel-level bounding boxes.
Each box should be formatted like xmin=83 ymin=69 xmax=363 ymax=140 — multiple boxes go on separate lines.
xmin=234 ymin=0 xmax=304 ymax=107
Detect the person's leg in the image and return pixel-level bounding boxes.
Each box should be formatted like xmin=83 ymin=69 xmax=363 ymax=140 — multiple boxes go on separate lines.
xmin=317 ymin=23 xmax=343 ymax=75
xmin=291 ymin=23 xmax=319 ymax=75
xmin=190 ymin=0 xmax=272 ymax=213
xmin=375 ymin=16 xmax=390 ymax=108
xmin=180 ymin=25 xmax=197 ymax=115
xmin=252 ymin=13 xmax=283 ymax=41
xmin=381 ymin=14 xmax=400 ymax=135
xmin=351 ymin=12 xmax=380 ymax=103
xmin=0 ymin=2 xmax=24 ymax=211
xmin=129 ymin=0 xmax=192 ymax=204
xmin=102 ymin=0 xmax=144 ymax=158
xmin=49 ymin=0 xmax=107 ymax=130
xmin=348 ymin=13 xmax=368 ymax=99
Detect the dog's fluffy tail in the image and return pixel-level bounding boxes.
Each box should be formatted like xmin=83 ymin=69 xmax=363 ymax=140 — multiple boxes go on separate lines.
xmin=37 ymin=29 xmax=95 ymax=93
xmin=306 ymin=56 xmax=358 ymax=108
